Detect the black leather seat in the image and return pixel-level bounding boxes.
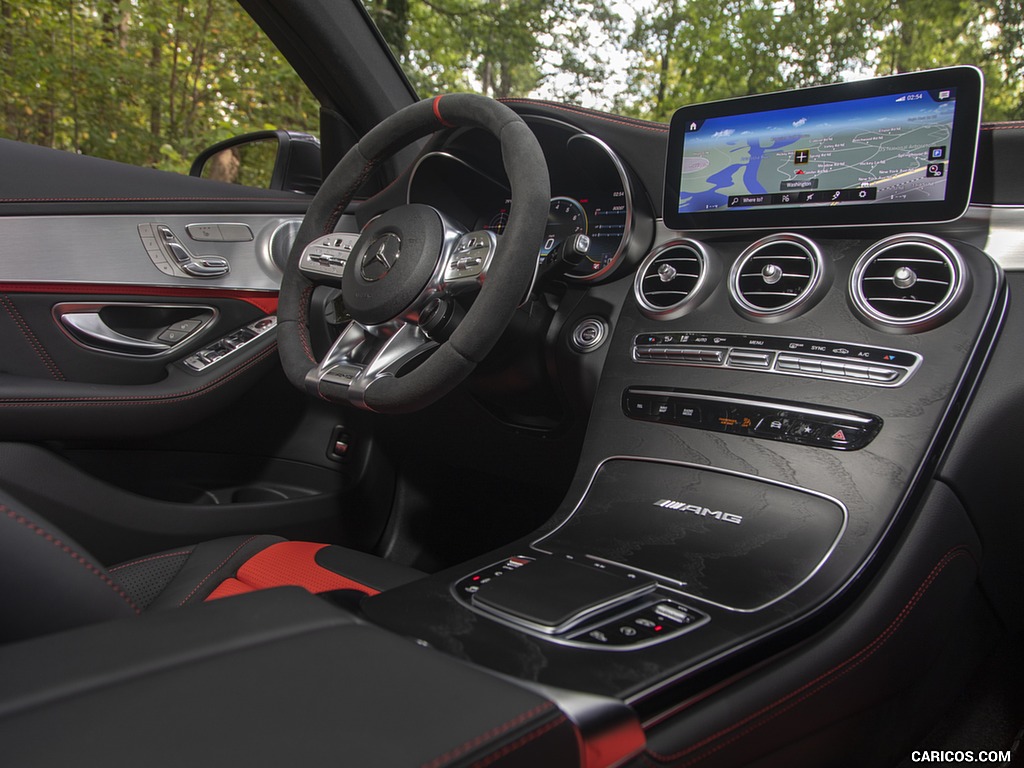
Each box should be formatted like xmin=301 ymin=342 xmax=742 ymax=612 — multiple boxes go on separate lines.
xmin=0 ymin=489 xmax=423 ymax=644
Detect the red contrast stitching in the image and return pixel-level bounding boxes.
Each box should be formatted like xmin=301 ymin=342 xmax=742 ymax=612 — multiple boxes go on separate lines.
xmin=324 ymin=155 xmax=382 ymax=235
xmin=0 ymin=295 xmax=65 ymax=381
xmin=645 ymin=546 xmax=975 ymax=766
xmin=420 ymin=702 xmax=556 ymax=768
xmin=469 ymin=715 xmax=569 ymax=768
xmin=108 ymin=550 xmax=193 ymax=573
xmin=178 ymin=535 xmax=261 ymax=606
xmin=2 ymin=503 xmax=140 ymax=614
xmin=0 ymin=342 xmax=276 ymax=407
xmin=296 ymin=285 xmax=316 ymax=363
xmin=499 ymin=98 xmax=671 ymax=133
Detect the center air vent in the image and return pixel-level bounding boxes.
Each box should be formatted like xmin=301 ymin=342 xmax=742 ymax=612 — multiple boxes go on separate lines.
xmin=850 ymin=234 xmax=967 ymax=333
xmin=729 ymin=234 xmax=824 ymax=320
xmin=634 ymin=240 xmax=714 ymax=320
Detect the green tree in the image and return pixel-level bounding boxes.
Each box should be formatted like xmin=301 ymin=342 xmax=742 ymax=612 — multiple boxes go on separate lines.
xmin=363 ymin=0 xmax=620 ymax=102
xmin=618 ymin=0 xmax=1022 ymax=122
xmin=0 ymin=0 xmax=319 ymax=172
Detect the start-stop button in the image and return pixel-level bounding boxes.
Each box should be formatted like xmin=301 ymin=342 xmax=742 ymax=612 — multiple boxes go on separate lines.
xmin=571 ymin=317 xmax=608 ymax=352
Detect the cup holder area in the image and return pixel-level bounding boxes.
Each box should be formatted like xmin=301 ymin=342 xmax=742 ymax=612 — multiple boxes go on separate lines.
xmin=60 ymin=449 xmax=345 ymax=507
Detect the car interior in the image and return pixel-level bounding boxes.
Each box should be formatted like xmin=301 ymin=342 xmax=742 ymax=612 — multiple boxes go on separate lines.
xmin=1 ymin=1 xmax=1023 ymax=766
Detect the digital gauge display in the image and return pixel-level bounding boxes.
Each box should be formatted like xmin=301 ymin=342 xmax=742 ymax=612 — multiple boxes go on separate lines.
xmin=408 ymin=121 xmax=638 ymax=284
xmin=484 ymin=193 xmax=628 ymax=278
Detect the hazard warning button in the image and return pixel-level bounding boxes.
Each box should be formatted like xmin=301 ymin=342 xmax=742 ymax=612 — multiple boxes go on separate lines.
xmin=819 ymin=426 xmax=864 ymax=448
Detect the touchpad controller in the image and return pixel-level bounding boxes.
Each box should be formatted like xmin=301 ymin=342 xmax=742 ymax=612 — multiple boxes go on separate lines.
xmin=470 ymin=556 xmax=655 ymax=633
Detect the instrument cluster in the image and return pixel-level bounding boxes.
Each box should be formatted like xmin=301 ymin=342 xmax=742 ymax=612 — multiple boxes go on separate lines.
xmin=408 ymin=117 xmax=645 ymax=283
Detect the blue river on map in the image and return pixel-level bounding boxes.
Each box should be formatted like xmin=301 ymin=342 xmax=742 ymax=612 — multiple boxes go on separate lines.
xmin=679 ymin=135 xmax=804 ymax=211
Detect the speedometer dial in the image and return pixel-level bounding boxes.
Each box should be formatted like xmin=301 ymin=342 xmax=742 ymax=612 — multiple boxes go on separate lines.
xmin=540 ymin=197 xmax=588 ymax=265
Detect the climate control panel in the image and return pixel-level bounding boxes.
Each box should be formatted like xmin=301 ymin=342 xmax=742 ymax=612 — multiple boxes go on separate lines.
xmin=633 ymin=331 xmax=921 ymax=387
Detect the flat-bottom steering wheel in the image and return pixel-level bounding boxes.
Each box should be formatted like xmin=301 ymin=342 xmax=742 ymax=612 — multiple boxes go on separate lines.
xmin=278 ymin=94 xmax=550 ymax=413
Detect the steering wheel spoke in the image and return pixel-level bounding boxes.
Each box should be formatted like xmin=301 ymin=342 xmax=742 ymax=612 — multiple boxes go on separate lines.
xmin=310 ymin=320 xmax=439 ymax=408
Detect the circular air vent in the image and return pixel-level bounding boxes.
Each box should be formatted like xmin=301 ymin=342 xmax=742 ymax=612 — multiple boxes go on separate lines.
xmin=729 ymin=234 xmax=824 ymax=320
xmin=850 ymin=234 xmax=967 ymax=332
xmin=634 ymin=240 xmax=713 ymax=320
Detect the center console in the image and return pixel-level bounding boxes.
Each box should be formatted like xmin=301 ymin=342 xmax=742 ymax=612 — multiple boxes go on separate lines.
xmin=364 ymin=68 xmax=1003 ymax=720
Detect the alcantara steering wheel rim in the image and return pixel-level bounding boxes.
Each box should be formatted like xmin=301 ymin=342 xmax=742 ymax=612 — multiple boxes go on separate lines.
xmin=276 ymin=94 xmax=550 ymax=414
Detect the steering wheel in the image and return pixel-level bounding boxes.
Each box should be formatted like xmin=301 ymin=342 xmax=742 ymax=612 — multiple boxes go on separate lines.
xmin=278 ymin=94 xmax=550 ymax=413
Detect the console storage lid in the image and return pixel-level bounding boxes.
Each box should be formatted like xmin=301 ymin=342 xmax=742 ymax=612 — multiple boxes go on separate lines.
xmin=0 ymin=588 xmax=637 ymax=767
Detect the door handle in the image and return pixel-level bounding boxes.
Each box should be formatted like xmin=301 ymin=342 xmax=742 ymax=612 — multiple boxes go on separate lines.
xmin=53 ymin=302 xmax=217 ymax=357
xmin=60 ymin=312 xmax=171 ymax=353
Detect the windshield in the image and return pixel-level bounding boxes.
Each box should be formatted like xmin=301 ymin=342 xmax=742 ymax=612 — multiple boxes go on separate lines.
xmin=362 ymin=0 xmax=1023 ymax=121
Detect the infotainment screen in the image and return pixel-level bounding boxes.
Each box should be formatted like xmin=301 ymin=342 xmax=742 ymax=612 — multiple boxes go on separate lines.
xmin=663 ymin=67 xmax=983 ymax=230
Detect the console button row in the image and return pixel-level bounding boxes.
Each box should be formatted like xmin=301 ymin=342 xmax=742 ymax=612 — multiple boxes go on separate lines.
xmin=623 ymin=388 xmax=882 ymax=451
xmin=634 ymin=332 xmax=919 ymax=387
xmin=572 ymin=601 xmax=704 ymax=647
xmin=776 ymin=354 xmax=898 ymax=382
xmin=183 ymin=316 xmax=277 ymax=372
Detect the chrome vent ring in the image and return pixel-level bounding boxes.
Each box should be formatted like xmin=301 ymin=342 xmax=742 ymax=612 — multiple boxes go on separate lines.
xmin=729 ymin=233 xmax=824 ymax=320
xmin=634 ymin=240 xmax=713 ymax=320
xmin=850 ymin=234 xmax=968 ymax=333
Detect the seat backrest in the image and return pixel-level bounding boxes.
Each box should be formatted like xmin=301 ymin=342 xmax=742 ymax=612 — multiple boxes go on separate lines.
xmin=0 ymin=490 xmax=137 ymax=643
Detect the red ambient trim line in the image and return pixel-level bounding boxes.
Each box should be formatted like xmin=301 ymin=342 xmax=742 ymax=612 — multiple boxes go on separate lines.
xmin=203 ymin=541 xmax=381 ymax=602
xmin=0 ymin=282 xmax=278 ymax=314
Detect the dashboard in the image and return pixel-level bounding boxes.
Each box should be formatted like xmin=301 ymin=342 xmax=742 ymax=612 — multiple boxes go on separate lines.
xmin=364 ymin=69 xmax=1012 ymax=746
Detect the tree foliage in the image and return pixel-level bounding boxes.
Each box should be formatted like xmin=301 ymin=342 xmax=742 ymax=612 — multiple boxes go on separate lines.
xmin=363 ymin=0 xmax=620 ymax=102
xmin=618 ymin=0 xmax=1024 ymax=121
xmin=5 ymin=0 xmax=1024 ymax=179
xmin=0 ymin=0 xmax=318 ymax=172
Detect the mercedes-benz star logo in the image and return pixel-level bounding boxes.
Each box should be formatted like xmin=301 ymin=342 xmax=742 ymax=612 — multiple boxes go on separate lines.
xmin=360 ymin=233 xmax=402 ymax=282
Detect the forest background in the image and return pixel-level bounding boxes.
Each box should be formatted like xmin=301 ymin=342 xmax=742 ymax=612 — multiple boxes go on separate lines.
xmin=2 ymin=0 xmax=1022 ymax=174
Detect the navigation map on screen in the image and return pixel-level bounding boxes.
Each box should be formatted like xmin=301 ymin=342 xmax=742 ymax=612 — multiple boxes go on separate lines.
xmin=677 ymin=88 xmax=958 ymax=215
